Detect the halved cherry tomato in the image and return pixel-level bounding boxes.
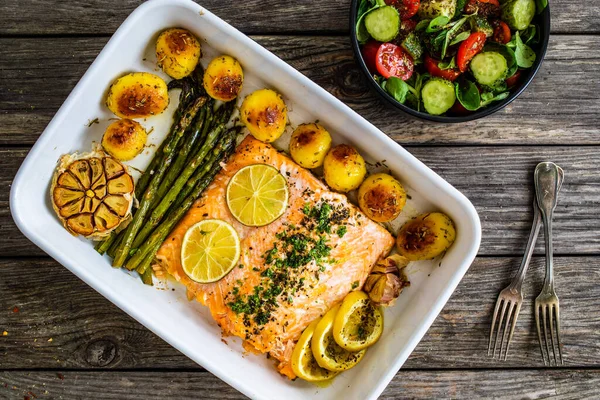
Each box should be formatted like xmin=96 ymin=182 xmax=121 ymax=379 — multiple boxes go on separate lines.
xmin=492 ymin=20 xmax=511 ymax=44
xmin=464 ymin=0 xmax=501 ymax=17
xmin=361 ymin=40 xmax=381 ymax=74
xmin=505 ymin=70 xmax=522 ymax=88
xmin=424 ymin=55 xmax=461 ymax=82
xmin=385 ymin=0 xmax=420 ymax=20
xmin=457 ymin=32 xmax=487 ymax=73
xmin=376 ymin=43 xmax=414 ymax=81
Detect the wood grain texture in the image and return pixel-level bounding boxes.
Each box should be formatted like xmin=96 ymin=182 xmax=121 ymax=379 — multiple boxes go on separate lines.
xmin=1 ymin=146 xmax=599 ymax=257
xmin=1 ymin=35 xmax=600 ymax=146
xmin=0 ymin=0 xmax=595 ymax=35
xmin=2 ymin=256 xmax=599 ymax=370
xmin=2 ymin=369 xmax=600 ymax=399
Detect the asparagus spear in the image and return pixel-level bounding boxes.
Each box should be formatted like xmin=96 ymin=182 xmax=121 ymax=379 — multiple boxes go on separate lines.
xmin=95 ymin=232 xmax=115 ymax=255
xmin=112 ymin=97 xmax=206 ymax=267
xmin=125 ymin=137 xmax=237 ymax=271
xmin=107 ymin=230 xmax=124 ymax=259
xmin=153 ymin=106 xmax=210 ymax=205
xmin=140 ymin=265 xmax=154 ymax=286
xmin=131 ymin=128 xmax=238 ymax=250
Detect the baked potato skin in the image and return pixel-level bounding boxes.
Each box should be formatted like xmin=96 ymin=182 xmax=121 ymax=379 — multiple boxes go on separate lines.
xmin=289 ymin=123 xmax=332 ymax=169
xmin=323 ymin=144 xmax=367 ymax=192
xmin=240 ymin=89 xmax=287 ymax=143
xmin=203 ymin=55 xmax=244 ymax=101
xmin=106 ymin=72 xmax=169 ymax=119
xmin=156 ymin=28 xmax=201 ymax=79
xmin=358 ymin=173 xmax=407 ymax=222
xmin=396 ymin=212 xmax=456 ymax=260
xmin=102 ymin=119 xmax=147 ymax=161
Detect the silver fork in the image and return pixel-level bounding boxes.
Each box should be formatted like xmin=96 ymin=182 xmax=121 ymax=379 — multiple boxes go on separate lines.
xmin=534 ymin=162 xmax=564 ymax=366
xmin=488 ymin=165 xmax=564 ymax=360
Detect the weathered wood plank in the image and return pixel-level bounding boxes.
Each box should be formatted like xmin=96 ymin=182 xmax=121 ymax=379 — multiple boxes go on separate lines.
xmin=1 ymin=256 xmax=599 ymax=369
xmin=1 ymin=145 xmax=598 ymax=257
xmin=2 ymin=369 xmax=600 ymax=399
xmin=0 ymin=0 xmax=594 ymax=35
xmin=1 ymin=35 xmax=599 ymax=146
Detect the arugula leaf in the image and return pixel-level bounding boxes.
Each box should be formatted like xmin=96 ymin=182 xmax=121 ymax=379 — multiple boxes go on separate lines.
xmin=441 ymin=15 xmax=470 ymax=59
xmin=415 ymin=19 xmax=431 ymax=31
xmin=536 ymin=0 xmax=548 ymax=14
xmin=455 ymin=0 xmax=468 ymax=18
xmin=450 ymin=31 xmax=470 ymax=46
xmin=438 ymin=57 xmax=457 ymax=70
xmin=455 ymin=80 xmax=481 ymax=111
xmin=384 ymin=77 xmax=412 ymax=104
xmin=427 ymin=16 xmax=450 ymax=33
xmin=480 ymin=91 xmax=510 ymax=107
xmin=511 ymin=31 xmax=536 ymax=68
xmin=521 ymin=25 xmax=539 ymax=45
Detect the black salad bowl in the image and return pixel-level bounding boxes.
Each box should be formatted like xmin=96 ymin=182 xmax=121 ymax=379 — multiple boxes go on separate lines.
xmin=349 ymin=0 xmax=551 ymax=123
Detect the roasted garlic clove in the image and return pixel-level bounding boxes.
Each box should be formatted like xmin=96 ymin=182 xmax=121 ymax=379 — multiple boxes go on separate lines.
xmin=364 ymin=254 xmax=410 ymax=306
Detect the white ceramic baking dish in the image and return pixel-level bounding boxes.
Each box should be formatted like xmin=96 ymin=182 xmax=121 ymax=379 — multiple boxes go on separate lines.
xmin=10 ymin=0 xmax=481 ymax=398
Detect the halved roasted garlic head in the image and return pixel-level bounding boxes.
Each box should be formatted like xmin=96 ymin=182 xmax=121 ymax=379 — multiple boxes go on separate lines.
xmin=51 ymin=149 xmax=134 ymax=239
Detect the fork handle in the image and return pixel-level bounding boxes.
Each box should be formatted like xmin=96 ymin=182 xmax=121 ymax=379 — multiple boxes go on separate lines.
xmin=508 ymin=200 xmax=542 ymax=291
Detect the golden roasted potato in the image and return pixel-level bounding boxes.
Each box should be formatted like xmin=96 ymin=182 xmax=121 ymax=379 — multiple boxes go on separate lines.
xmin=358 ymin=173 xmax=407 ymax=222
xmin=156 ymin=28 xmax=201 ymax=79
xmin=106 ymin=72 xmax=169 ymax=119
xmin=240 ymin=89 xmax=287 ymax=143
xmin=396 ymin=212 xmax=456 ymax=261
xmin=289 ymin=123 xmax=332 ymax=169
xmin=203 ymin=55 xmax=243 ymax=101
xmin=101 ymin=119 xmax=147 ymax=161
xmin=323 ymin=144 xmax=367 ymax=192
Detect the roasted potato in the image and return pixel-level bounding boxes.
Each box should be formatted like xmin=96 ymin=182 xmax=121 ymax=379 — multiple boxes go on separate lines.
xmin=289 ymin=123 xmax=332 ymax=169
xmin=156 ymin=28 xmax=201 ymax=79
xmin=323 ymin=144 xmax=367 ymax=192
xmin=240 ymin=89 xmax=287 ymax=143
xmin=102 ymin=119 xmax=147 ymax=161
xmin=358 ymin=173 xmax=407 ymax=222
xmin=106 ymin=72 xmax=169 ymax=119
xmin=396 ymin=212 xmax=456 ymax=261
xmin=203 ymin=55 xmax=243 ymax=101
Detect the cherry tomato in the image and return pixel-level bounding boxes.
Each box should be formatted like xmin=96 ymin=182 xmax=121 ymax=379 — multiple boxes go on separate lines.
xmin=376 ymin=43 xmax=414 ymax=81
xmin=492 ymin=20 xmax=511 ymax=44
xmin=424 ymin=55 xmax=461 ymax=82
xmin=505 ymin=70 xmax=522 ymax=87
xmin=385 ymin=0 xmax=420 ymax=20
xmin=361 ymin=40 xmax=381 ymax=74
xmin=450 ymin=101 xmax=471 ymax=115
xmin=457 ymin=32 xmax=487 ymax=73
xmin=464 ymin=0 xmax=501 ymax=17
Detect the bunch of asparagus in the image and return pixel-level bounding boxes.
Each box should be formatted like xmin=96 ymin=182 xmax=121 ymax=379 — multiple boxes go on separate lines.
xmin=95 ymin=67 xmax=240 ymax=284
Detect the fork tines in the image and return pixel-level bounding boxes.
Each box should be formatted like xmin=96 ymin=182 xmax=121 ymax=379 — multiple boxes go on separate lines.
xmin=488 ymin=292 xmax=522 ymax=361
xmin=535 ymin=300 xmax=564 ymax=366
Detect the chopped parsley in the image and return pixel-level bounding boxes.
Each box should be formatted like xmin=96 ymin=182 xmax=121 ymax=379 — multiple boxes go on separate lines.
xmin=337 ymin=226 xmax=347 ymax=238
xmin=351 ymin=280 xmax=359 ymax=289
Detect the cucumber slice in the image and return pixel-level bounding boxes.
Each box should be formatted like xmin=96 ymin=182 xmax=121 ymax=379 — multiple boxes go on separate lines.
xmin=422 ymin=78 xmax=456 ymax=115
xmin=470 ymin=52 xmax=509 ymax=87
xmin=502 ymin=0 xmax=536 ymax=31
xmin=364 ymin=6 xmax=400 ymax=42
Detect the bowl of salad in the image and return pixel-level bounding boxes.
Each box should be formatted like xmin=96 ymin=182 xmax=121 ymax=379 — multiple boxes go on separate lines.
xmin=351 ymin=0 xmax=550 ymax=122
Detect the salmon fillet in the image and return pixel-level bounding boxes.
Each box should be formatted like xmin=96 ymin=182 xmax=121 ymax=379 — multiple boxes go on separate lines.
xmin=157 ymin=135 xmax=394 ymax=378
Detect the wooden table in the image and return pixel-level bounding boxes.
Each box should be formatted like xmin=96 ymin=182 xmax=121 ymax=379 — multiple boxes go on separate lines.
xmin=1 ymin=1 xmax=599 ymax=398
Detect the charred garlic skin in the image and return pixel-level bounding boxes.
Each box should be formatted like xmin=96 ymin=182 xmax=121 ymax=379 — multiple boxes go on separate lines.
xmin=364 ymin=254 xmax=410 ymax=306
xmin=51 ymin=148 xmax=134 ymax=240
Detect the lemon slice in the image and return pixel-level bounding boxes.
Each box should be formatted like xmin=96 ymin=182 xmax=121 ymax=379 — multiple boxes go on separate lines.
xmin=181 ymin=219 xmax=241 ymax=283
xmin=333 ymin=291 xmax=384 ymax=352
xmin=291 ymin=319 xmax=339 ymax=382
xmin=311 ymin=304 xmax=366 ymax=372
xmin=226 ymin=164 xmax=288 ymax=226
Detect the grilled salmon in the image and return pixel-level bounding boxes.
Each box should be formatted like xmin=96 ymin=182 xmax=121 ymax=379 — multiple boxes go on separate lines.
xmin=156 ymin=135 xmax=394 ymax=378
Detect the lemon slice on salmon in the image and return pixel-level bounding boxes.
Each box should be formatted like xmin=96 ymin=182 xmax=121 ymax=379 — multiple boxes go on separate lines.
xmin=333 ymin=291 xmax=384 ymax=352
xmin=311 ymin=304 xmax=366 ymax=372
xmin=291 ymin=319 xmax=339 ymax=382
xmin=181 ymin=219 xmax=241 ymax=283
xmin=226 ymin=164 xmax=288 ymax=226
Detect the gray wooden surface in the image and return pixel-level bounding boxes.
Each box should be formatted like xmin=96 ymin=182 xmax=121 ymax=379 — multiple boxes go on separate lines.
xmin=1 ymin=0 xmax=599 ymax=399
